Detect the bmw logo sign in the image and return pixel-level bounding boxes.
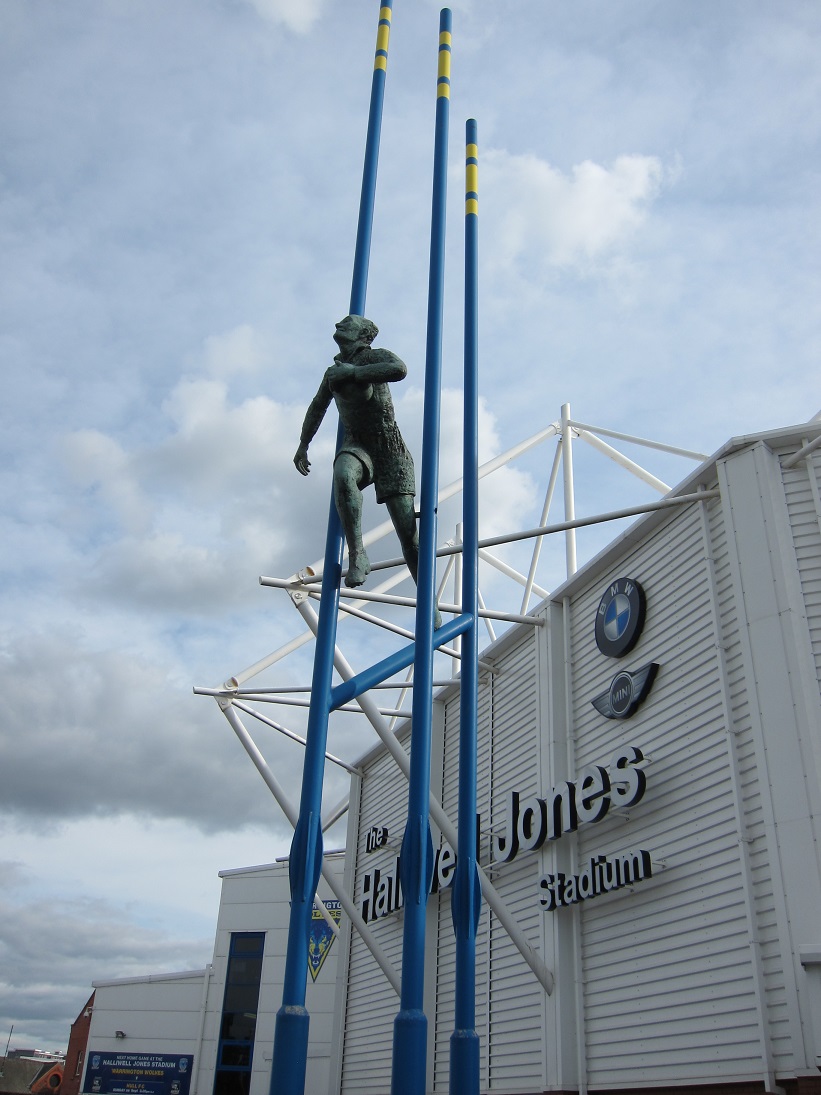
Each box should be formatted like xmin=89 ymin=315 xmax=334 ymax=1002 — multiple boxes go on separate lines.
xmin=594 ymin=577 xmax=646 ymax=658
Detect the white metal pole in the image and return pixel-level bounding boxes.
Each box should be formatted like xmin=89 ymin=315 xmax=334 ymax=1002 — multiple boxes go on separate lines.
xmin=228 ymin=567 xmax=427 ymax=688
xmin=782 ymin=432 xmax=821 ymax=468
xmin=476 ymin=589 xmax=496 ymax=644
xmin=567 ymin=419 xmax=708 ymax=461
xmin=453 ymin=522 xmax=463 ymax=674
xmin=576 ymin=428 xmax=670 ymax=493
xmin=520 ymin=437 xmax=562 ymax=614
xmin=287 ymin=582 xmax=543 ymax=627
xmin=560 ymin=403 xmax=577 ymax=577
xmin=477 ymin=548 xmax=549 ymax=599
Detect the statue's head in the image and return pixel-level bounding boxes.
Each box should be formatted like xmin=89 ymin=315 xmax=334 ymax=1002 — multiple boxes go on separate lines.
xmin=334 ymin=314 xmax=378 ymax=348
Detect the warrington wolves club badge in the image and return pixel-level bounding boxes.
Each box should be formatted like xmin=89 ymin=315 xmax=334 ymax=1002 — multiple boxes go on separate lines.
xmin=308 ymin=900 xmax=342 ymax=982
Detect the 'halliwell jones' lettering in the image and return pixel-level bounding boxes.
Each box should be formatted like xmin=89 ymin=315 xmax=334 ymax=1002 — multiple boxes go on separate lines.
xmin=538 ymin=849 xmax=652 ymax=911
xmin=492 ymin=745 xmax=646 ymax=864
xmin=361 ymin=844 xmax=458 ymax=924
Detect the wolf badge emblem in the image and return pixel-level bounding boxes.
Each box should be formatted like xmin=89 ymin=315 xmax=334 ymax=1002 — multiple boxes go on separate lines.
xmin=308 ymin=899 xmax=343 ymax=982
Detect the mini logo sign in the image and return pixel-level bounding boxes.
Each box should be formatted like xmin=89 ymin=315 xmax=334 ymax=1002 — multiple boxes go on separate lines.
xmin=595 ymin=577 xmax=646 ymax=658
xmin=592 ymin=663 xmax=659 ymax=720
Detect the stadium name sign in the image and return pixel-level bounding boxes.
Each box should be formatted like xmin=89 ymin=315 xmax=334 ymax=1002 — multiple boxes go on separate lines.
xmin=497 ymin=742 xmax=654 ymax=912
xmin=491 ymin=744 xmax=646 ymax=863
xmin=538 ymin=848 xmax=652 ymax=911
xmin=360 ymin=745 xmax=651 ymax=923
xmin=361 ymin=843 xmax=457 ymax=924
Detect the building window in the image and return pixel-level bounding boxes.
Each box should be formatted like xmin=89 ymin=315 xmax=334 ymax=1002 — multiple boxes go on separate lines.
xmin=75 ymin=1051 xmax=84 ymax=1078
xmin=214 ymin=932 xmax=265 ymax=1095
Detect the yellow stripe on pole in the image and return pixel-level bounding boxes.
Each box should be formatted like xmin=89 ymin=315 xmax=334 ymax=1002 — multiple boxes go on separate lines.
xmin=437 ymin=34 xmax=451 ymax=97
xmin=466 ymin=164 xmax=478 ymax=194
xmin=373 ymin=6 xmax=391 ymax=70
xmin=465 ymin=198 xmax=478 ymax=215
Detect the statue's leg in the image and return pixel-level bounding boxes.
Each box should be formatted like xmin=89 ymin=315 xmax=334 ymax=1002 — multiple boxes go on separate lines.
xmin=334 ymin=453 xmax=371 ymax=588
xmin=385 ymin=494 xmax=419 ymax=581
xmin=385 ymin=495 xmax=441 ymax=629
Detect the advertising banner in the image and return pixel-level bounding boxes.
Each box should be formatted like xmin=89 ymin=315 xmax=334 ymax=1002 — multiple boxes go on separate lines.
xmin=84 ymin=1053 xmax=193 ymax=1095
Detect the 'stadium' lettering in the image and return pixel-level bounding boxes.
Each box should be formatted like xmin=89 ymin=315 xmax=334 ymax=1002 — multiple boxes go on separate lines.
xmin=492 ymin=745 xmax=646 ymax=864
xmin=538 ymin=848 xmax=652 ymax=910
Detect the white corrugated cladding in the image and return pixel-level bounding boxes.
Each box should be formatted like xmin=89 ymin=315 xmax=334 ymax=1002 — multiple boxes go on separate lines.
xmin=716 ymin=439 xmax=821 ymax=1076
xmin=336 ymin=425 xmax=821 ymax=1092
xmin=426 ymin=630 xmax=549 ymax=1090
xmin=783 ymin=446 xmax=821 ymax=696
xmin=705 ymin=482 xmax=790 ymax=1079
xmin=338 ymin=623 xmax=548 ymax=1092
xmin=339 ymin=734 xmax=410 ymax=1094
xmin=432 ymin=628 xmax=547 ymax=1092
xmin=483 ymin=629 xmax=546 ymax=1092
xmin=562 ymin=495 xmax=765 ymax=1088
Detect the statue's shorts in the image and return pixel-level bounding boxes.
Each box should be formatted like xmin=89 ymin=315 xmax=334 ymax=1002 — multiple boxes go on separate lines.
xmin=336 ymin=436 xmax=415 ymax=504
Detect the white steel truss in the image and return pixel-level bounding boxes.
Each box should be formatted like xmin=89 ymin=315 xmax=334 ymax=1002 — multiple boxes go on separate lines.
xmin=194 ymin=403 xmax=711 ymax=995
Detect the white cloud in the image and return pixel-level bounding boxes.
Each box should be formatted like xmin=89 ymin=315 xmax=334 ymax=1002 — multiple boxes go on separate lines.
xmin=64 ymin=430 xmax=153 ymax=536
xmin=0 ymin=630 xmax=293 ymax=834
xmin=58 ymin=352 xmax=334 ymax=612
xmin=202 ymin=324 xmax=268 ymax=379
xmin=241 ymin=0 xmax=325 ymax=34
xmin=481 ymin=149 xmax=667 ymax=276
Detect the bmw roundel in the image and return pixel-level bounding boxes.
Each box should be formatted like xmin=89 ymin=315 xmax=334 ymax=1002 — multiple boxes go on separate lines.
xmin=594 ymin=577 xmax=646 ymax=658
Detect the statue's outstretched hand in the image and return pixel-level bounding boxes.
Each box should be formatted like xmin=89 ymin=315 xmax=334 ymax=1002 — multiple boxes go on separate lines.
xmin=294 ymin=443 xmax=311 ymax=476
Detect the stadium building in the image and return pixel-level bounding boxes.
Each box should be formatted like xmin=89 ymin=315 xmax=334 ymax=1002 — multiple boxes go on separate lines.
xmin=82 ymin=418 xmax=821 ymax=1095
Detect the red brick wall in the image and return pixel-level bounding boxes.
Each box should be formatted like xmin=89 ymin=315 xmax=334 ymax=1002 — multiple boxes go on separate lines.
xmin=60 ymin=993 xmax=94 ymax=1095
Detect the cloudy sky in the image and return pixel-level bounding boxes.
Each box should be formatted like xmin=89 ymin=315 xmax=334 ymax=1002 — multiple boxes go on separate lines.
xmin=2 ymin=0 xmax=820 ymax=1052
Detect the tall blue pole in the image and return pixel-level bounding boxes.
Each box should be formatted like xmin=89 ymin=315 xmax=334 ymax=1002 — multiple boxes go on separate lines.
xmin=270 ymin=6 xmax=393 ymax=1095
xmin=391 ymin=11 xmax=451 ymax=1095
xmin=449 ymin=118 xmax=481 ymax=1095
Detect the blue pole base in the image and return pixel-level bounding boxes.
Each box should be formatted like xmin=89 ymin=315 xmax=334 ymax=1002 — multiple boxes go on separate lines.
xmin=391 ymin=1009 xmax=428 ymax=1095
xmin=449 ymin=1028 xmax=479 ymax=1095
xmin=270 ymin=1005 xmax=310 ymax=1095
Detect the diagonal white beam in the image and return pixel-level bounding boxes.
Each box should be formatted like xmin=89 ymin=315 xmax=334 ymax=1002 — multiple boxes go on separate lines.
xmin=218 ymin=698 xmax=401 ymax=995
xmin=567 ymin=419 xmax=708 ymax=461
xmin=521 ymin=435 xmax=563 ymax=614
xmin=577 ymin=428 xmax=671 ymax=493
xmin=477 ymin=547 xmax=549 ymax=599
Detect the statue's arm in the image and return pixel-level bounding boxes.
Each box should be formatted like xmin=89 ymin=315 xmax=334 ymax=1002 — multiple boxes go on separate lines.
xmin=353 ymin=349 xmax=407 ymax=384
xmin=294 ymin=378 xmax=333 ymax=476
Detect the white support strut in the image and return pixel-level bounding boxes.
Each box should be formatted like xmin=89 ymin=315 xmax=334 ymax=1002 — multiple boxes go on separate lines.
xmin=217 ymin=698 xmax=402 ymax=996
